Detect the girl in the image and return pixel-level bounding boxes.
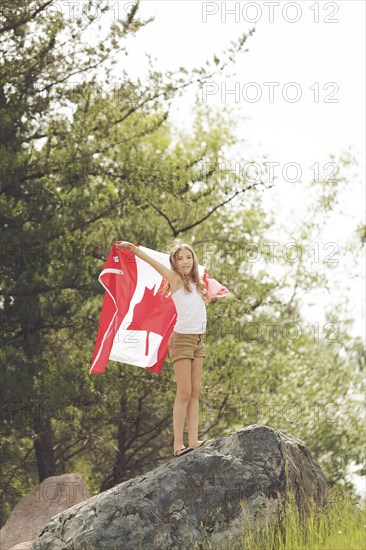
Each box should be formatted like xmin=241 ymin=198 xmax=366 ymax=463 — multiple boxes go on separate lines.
xmin=116 ymin=240 xmax=214 ymax=457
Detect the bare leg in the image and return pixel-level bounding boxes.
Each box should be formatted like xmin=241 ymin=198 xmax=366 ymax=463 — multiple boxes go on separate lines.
xmin=187 ymin=357 xmax=205 ymax=448
xmin=172 ymin=358 xmax=192 ymax=453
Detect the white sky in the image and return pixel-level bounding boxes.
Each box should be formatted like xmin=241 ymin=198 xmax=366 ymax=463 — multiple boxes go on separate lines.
xmin=121 ymin=0 xmax=364 ymax=162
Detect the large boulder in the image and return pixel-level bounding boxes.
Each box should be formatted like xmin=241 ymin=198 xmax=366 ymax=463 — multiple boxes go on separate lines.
xmin=31 ymin=426 xmax=328 ymax=549
xmin=0 ymin=473 xmax=90 ymax=550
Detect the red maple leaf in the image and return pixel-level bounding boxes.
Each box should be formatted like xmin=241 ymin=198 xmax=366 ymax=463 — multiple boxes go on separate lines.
xmin=126 ymin=282 xmax=175 ymax=356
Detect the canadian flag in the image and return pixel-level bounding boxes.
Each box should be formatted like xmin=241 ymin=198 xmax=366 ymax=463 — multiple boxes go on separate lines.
xmin=89 ymin=243 xmax=231 ymax=375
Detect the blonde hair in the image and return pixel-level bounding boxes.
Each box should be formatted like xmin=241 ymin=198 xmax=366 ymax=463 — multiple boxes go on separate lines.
xmin=160 ymin=239 xmax=210 ymax=305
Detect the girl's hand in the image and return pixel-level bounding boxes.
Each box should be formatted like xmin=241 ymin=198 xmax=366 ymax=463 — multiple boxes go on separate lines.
xmin=116 ymin=241 xmax=134 ymax=252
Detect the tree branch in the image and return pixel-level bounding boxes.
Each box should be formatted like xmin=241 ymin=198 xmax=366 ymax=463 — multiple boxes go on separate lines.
xmin=0 ymin=1 xmax=54 ymax=34
xmin=148 ymin=181 xmax=266 ymax=236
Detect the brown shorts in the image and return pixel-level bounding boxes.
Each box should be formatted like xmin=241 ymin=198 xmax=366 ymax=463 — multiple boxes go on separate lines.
xmin=167 ymin=331 xmax=206 ymax=364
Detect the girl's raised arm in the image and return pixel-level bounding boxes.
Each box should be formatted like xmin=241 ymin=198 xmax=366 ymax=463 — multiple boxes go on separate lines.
xmin=116 ymin=241 xmax=178 ymax=285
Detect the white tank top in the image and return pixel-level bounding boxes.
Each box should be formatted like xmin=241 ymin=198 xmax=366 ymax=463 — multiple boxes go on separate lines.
xmin=171 ymin=282 xmax=207 ymax=334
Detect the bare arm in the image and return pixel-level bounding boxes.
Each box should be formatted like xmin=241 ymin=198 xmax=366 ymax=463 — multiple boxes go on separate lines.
xmin=116 ymin=241 xmax=178 ymax=286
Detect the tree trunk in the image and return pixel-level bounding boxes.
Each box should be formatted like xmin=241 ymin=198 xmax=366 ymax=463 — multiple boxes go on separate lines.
xmin=34 ymin=416 xmax=57 ymax=481
xmin=21 ymin=297 xmax=57 ymax=482
xmin=100 ymin=394 xmax=128 ymax=492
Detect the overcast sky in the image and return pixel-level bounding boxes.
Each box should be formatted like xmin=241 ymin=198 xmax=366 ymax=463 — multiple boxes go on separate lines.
xmin=122 ymin=0 xmax=364 ymax=162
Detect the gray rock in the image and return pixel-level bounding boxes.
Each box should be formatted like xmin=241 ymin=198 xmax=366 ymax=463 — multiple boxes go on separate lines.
xmin=31 ymin=426 xmax=328 ymax=549
xmin=1 ymin=473 xmax=90 ymax=550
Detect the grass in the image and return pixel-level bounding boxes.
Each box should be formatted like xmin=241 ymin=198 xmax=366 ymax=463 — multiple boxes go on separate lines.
xmin=189 ymin=485 xmax=366 ymax=550
xmin=239 ymin=487 xmax=365 ymax=550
